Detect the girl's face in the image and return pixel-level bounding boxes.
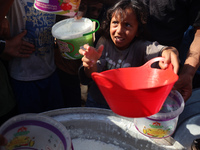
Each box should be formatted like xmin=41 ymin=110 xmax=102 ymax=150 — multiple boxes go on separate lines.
xmin=110 ymin=8 xmax=138 ymax=50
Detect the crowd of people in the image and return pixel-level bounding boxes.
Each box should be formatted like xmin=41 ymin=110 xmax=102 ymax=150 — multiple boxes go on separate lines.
xmin=0 ymin=0 xmax=200 ymax=148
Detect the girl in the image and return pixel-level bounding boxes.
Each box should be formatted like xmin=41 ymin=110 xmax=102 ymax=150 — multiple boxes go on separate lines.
xmin=79 ymin=0 xmax=179 ymax=108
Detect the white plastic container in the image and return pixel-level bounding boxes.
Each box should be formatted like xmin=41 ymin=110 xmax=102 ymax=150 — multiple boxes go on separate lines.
xmin=134 ymin=90 xmax=185 ymax=138
xmin=0 ymin=114 xmax=73 ymax=150
xmin=34 ymin=0 xmax=81 ymax=17
xmin=52 ymin=17 xmax=99 ymax=60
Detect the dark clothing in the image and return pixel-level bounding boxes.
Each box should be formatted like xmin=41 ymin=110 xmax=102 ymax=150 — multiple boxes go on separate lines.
xmin=0 ymin=60 xmax=17 ymax=125
xmin=11 ymin=71 xmax=65 ymax=114
xmin=85 ymin=93 xmax=110 ymax=109
xmin=141 ymin=0 xmax=200 ymax=49
xmin=57 ymin=68 xmax=82 ymax=108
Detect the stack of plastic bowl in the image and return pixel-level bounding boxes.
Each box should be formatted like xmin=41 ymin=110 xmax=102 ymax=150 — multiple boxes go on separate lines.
xmin=0 ymin=114 xmax=73 ymax=150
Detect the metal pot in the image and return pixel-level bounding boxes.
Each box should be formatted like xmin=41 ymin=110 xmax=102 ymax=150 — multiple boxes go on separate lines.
xmin=41 ymin=107 xmax=185 ymax=150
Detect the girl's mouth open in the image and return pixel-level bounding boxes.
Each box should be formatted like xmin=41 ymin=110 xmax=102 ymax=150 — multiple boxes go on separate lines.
xmin=115 ymin=36 xmax=124 ymax=42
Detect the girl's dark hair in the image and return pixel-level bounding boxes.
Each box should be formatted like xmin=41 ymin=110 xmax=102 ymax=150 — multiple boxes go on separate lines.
xmin=101 ymin=0 xmax=148 ymax=39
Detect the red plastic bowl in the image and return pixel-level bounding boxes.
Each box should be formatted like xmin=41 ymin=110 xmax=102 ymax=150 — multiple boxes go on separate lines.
xmin=91 ymin=57 xmax=179 ymax=118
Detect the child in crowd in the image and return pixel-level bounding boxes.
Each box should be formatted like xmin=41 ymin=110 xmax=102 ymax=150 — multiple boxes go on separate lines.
xmin=79 ymin=0 xmax=179 ymax=108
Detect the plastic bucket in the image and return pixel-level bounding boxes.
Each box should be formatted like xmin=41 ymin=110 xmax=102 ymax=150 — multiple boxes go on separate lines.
xmin=34 ymin=0 xmax=81 ymax=17
xmin=91 ymin=57 xmax=179 ymax=118
xmin=134 ymin=90 xmax=185 ymax=138
xmin=0 ymin=114 xmax=73 ymax=150
xmin=52 ymin=17 xmax=100 ymax=60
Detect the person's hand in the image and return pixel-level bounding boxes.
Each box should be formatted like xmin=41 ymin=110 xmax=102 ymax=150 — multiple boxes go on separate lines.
xmin=74 ymin=0 xmax=87 ymax=20
xmin=0 ymin=135 xmax=7 ymax=146
xmin=3 ymin=30 xmax=35 ymax=59
xmin=159 ymin=46 xmax=179 ymax=74
xmin=79 ymin=44 xmax=104 ymax=69
xmin=74 ymin=11 xmax=85 ymax=20
xmin=173 ymin=73 xmax=192 ymax=102
xmin=173 ymin=64 xmax=194 ymax=102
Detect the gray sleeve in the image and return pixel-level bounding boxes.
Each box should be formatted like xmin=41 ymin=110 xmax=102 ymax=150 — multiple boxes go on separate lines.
xmin=96 ymin=59 xmax=107 ymax=72
xmin=145 ymin=41 xmax=167 ymax=61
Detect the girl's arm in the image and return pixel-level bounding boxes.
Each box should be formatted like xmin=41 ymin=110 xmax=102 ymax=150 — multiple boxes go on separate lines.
xmin=159 ymin=46 xmax=179 ymax=74
xmin=79 ymin=44 xmax=104 ymax=78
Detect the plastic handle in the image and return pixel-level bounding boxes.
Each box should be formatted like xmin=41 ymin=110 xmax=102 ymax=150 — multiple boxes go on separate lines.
xmin=83 ymin=19 xmax=100 ymax=36
xmin=142 ymin=57 xmax=173 ymax=71
xmin=142 ymin=57 xmax=164 ymax=68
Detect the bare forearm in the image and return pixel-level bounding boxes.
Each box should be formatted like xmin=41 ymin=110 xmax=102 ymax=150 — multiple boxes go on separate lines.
xmin=182 ymin=28 xmax=200 ymax=76
xmin=0 ymin=0 xmax=14 ymax=21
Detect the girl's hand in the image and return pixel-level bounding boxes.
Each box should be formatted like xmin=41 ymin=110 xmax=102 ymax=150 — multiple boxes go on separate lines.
xmin=79 ymin=44 xmax=104 ymax=69
xmin=159 ymin=46 xmax=179 ymax=74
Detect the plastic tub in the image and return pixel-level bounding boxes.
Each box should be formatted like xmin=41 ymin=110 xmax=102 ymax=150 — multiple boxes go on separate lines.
xmin=0 ymin=114 xmax=73 ymax=150
xmin=52 ymin=17 xmax=100 ymax=60
xmin=134 ymin=90 xmax=185 ymax=138
xmin=91 ymin=57 xmax=179 ymax=118
xmin=34 ymin=0 xmax=81 ymax=17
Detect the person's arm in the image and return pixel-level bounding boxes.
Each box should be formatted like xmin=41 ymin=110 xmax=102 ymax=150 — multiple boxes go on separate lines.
xmin=0 ymin=30 xmax=35 ymax=59
xmin=182 ymin=27 xmax=200 ymax=79
xmin=0 ymin=18 xmax=10 ymax=39
xmin=0 ymin=0 xmax=14 ymax=21
xmin=174 ymin=27 xmax=200 ymax=101
xmin=79 ymin=44 xmax=104 ymax=78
